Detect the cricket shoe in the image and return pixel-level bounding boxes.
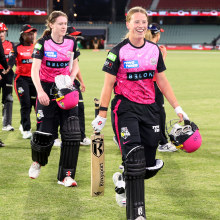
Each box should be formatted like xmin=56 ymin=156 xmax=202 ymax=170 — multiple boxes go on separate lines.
xmin=0 ymin=139 xmax=5 ymax=147
xmin=115 ymin=192 xmax=126 ymax=207
xmin=58 ymin=177 xmax=77 ymax=187
xmin=29 ymin=162 xmax=41 ymax=179
xmin=113 ymin=172 xmax=126 ymax=207
xmin=113 ymin=172 xmax=125 ymax=193
xmin=158 ymin=142 xmax=178 ymax=152
xmin=53 ymin=138 xmax=62 ymax=147
xmin=80 ymin=137 xmax=91 ymax=146
xmin=23 ymin=131 xmax=32 ymax=139
xmin=2 ymin=125 xmax=14 ymax=131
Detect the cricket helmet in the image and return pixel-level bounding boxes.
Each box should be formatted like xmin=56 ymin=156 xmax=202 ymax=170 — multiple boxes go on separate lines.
xmin=167 ymin=120 xmax=202 ymax=153
xmin=54 ymin=86 xmax=79 ymax=110
xmin=0 ymin=23 xmax=8 ymax=31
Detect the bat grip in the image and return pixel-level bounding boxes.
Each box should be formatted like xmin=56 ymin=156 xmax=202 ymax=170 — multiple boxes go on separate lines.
xmin=94 ymin=98 xmax=100 ymax=118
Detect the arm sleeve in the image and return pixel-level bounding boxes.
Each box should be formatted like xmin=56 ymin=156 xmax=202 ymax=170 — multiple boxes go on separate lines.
xmin=73 ymin=38 xmax=80 ymax=59
xmin=32 ymin=38 xmax=44 ymax=60
xmin=102 ymin=47 xmax=120 ymax=76
xmin=0 ymin=41 xmax=8 ymax=70
xmin=157 ymin=49 xmax=166 ymax=73
xmin=8 ymin=45 xmax=17 ymax=68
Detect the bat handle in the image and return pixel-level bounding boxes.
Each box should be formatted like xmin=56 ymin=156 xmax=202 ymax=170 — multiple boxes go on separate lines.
xmin=94 ymin=98 xmax=100 ymax=118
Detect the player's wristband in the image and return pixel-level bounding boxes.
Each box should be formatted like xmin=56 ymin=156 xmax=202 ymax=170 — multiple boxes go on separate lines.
xmin=99 ymin=106 xmax=108 ymax=111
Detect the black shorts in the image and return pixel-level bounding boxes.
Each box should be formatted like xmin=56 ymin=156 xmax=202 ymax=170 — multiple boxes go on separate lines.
xmin=111 ymin=95 xmax=160 ymax=166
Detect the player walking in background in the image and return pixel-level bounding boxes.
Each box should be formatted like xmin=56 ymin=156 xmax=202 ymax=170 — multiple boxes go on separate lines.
xmin=66 ymin=26 xmax=91 ymax=146
xmin=146 ymin=23 xmax=177 ymax=152
xmin=0 ymin=23 xmax=14 ymax=131
xmin=29 ymin=11 xmax=81 ymax=187
xmin=7 ymin=24 xmax=37 ymax=139
xmin=92 ymin=6 xmax=189 ymax=219
xmin=0 ymin=34 xmax=9 ymax=146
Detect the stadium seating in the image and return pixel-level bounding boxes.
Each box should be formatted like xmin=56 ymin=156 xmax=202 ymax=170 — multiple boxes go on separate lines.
xmin=157 ymin=0 xmax=220 ymax=10
xmin=127 ymin=0 xmax=153 ymax=9
xmin=5 ymin=23 xmax=220 ymax=46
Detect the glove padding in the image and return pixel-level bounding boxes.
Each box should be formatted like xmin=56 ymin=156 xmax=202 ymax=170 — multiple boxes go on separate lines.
xmin=174 ymin=106 xmax=189 ymax=120
xmin=55 ymin=75 xmax=73 ymax=90
xmin=91 ymin=115 xmax=107 ymax=132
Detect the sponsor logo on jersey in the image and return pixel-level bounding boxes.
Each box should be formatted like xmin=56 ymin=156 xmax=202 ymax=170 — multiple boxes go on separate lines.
xmin=104 ymin=60 xmax=113 ymax=69
xmin=46 ymin=61 xmax=69 ymax=68
xmin=123 ymin=60 xmax=139 ymax=69
xmin=35 ymin=43 xmax=42 ymax=50
xmin=150 ymin=57 xmax=157 ymax=65
xmin=20 ymin=52 xmax=31 ymax=56
xmin=45 ymin=51 xmax=57 ymax=58
xmin=107 ymin=52 xmax=117 ymax=61
xmin=22 ymin=59 xmax=33 ymax=64
xmin=127 ymin=70 xmax=155 ymax=81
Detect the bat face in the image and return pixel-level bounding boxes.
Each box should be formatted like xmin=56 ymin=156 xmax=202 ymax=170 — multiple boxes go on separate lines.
xmin=91 ymin=133 xmax=105 ymax=197
xmin=92 ymin=135 xmax=104 ymax=158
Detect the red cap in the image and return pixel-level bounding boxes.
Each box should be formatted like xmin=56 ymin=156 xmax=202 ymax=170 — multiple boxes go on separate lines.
xmin=67 ymin=26 xmax=82 ymax=36
xmin=0 ymin=23 xmax=8 ymax=31
xmin=20 ymin=24 xmax=37 ymax=34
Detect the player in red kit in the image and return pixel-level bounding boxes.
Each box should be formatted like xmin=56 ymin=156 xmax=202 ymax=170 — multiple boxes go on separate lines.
xmin=0 ymin=23 xmax=14 ymax=131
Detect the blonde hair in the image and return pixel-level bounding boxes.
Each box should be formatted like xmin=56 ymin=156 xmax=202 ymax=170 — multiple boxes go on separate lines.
xmin=41 ymin=11 xmax=68 ymax=38
xmin=145 ymin=30 xmax=160 ymax=43
xmin=125 ymin=6 xmax=148 ymax=39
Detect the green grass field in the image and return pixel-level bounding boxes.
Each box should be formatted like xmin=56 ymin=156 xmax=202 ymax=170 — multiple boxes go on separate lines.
xmin=0 ymin=50 xmax=220 ymax=220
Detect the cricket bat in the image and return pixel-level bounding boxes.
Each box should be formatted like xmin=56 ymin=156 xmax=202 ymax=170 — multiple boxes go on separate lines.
xmin=91 ymin=98 xmax=105 ymax=197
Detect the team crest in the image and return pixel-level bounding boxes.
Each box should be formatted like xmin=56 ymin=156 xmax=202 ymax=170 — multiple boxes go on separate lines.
xmin=59 ymin=101 xmax=65 ymax=108
xmin=37 ymin=110 xmax=44 ymax=120
xmin=121 ymin=127 xmax=130 ymax=140
xmin=18 ymin=87 xmax=24 ymax=94
xmin=150 ymin=57 xmax=157 ymax=65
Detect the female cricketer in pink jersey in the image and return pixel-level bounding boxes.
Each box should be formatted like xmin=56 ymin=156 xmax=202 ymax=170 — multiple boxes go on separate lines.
xmin=146 ymin=23 xmax=178 ymax=153
xmin=92 ymin=6 xmax=189 ymax=219
xmin=29 ymin=11 xmax=81 ymax=187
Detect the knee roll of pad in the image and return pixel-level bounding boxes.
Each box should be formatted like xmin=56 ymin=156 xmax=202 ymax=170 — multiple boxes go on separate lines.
xmin=124 ymin=146 xmax=146 ymax=220
xmin=61 ymin=116 xmax=81 ymax=145
xmin=145 ymin=159 xmax=164 ymax=180
xmin=31 ymin=131 xmax=54 ymax=166
xmin=124 ymin=146 xmax=146 ymax=180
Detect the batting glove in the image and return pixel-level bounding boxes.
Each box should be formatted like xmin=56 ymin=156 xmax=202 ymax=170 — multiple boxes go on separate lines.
xmin=92 ymin=115 xmax=107 ymax=132
xmin=174 ymin=106 xmax=189 ymax=120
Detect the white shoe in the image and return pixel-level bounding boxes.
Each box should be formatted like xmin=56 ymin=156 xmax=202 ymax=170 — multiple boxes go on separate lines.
xmin=2 ymin=125 xmax=14 ymax=131
xmin=57 ymin=176 xmax=77 ymax=187
xmin=113 ymin=172 xmax=126 ymax=207
xmin=80 ymin=137 xmax=91 ymax=146
xmin=158 ymin=143 xmax=178 ymax=152
xmin=113 ymin=172 xmax=122 ymax=186
xmin=0 ymin=139 xmax=5 ymax=147
xmin=113 ymin=136 xmax=119 ymax=148
xmin=116 ymin=192 xmax=126 ymax=207
xmin=19 ymin=124 xmax=23 ymax=134
xmin=54 ymin=138 xmax=62 ymax=147
xmin=23 ymin=131 xmax=32 ymax=139
xmin=29 ymin=162 xmax=41 ymax=179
